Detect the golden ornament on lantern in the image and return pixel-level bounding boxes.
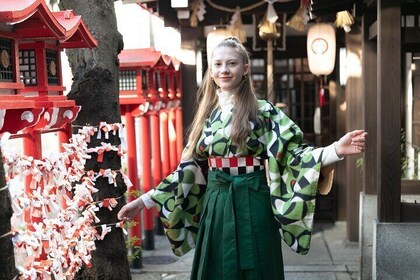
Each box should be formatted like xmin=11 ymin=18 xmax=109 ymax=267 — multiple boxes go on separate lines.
xmin=258 ymin=0 xmax=281 ymax=41
xmin=307 ymin=23 xmax=336 ymax=76
xmin=258 ymin=14 xmax=281 ymax=41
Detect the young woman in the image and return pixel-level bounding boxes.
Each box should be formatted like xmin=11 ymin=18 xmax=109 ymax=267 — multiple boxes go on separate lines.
xmin=118 ymin=37 xmax=366 ymax=280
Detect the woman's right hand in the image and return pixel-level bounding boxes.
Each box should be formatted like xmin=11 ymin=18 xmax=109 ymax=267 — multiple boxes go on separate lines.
xmin=117 ymin=197 xmax=145 ymax=221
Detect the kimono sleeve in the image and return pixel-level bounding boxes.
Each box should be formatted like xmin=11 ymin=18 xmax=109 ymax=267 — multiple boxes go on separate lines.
xmin=262 ymin=101 xmax=323 ymax=255
xmin=151 ymin=149 xmax=208 ymax=256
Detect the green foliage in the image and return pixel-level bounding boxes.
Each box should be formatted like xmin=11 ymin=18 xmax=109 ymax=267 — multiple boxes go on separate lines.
xmin=356 ymin=157 xmax=363 ymax=171
xmin=124 ymin=221 xmax=142 ymax=261
xmin=125 ymin=236 xmax=142 ymax=261
xmin=355 ymin=129 xmax=420 ymax=179
xmin=123 ymin=220 xmax=138 ymax=229
xmin=121 ymin=192 xmax=142 ymax=261
xmin=126 ymin=189 xmax=142 ymax=198
xmin=401 ymin=128 xmax=420 ymax=179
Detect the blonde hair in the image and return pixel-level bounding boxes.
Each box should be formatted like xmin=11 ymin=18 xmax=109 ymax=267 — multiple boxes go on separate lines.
xmin=184 ymin=37 xmax=259 ymax=159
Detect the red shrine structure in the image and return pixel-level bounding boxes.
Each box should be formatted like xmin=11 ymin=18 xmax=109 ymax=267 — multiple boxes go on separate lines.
xmin=0 ymin=0 xmax=96 ymax=138
xmin=0 ymin=0 xmax=97 ymax=225
xmin=118 ymin=48 xmax=182 ymax=251
xmin=0 ymin=0 xmax=184 ymax=268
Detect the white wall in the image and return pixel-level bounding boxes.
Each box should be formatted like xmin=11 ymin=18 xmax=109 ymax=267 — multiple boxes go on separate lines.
xmin=114 ymin=1 xmax=151 ymax=49
xmin=114 ymin=1 xmax=181 ymax=58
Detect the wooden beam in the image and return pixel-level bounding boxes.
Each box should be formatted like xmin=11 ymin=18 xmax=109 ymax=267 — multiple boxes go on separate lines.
xmin=365 ymin=0 xmax=376 ymax=8
xmin=310 ymin=0 xmax=356 ymax=16
xmin=312 ymin=0 xmax=354 ymax=8
xmin=401 ymin=3 xmax=420 ymax=16
xmin=401 ymin=180 xmax=420 ymax=195
xmin=377 ymin=0 xmax=401 ymax=222
xmin=311 ymin=3 xmax=354 ymax=13
xmin=401 ymin=203 xmax=420 ymax=222
xmin=362 ymin=9 xmax=378 ymax=195
xmin=345 ymin=32 xmax=364 ymax=241
xmin=368 ymin=20 xmax=377 ymax=40
xmin=403 ymin=27 xmax=420 ymax=44
xmin=403 ymin=43 xmax=420 ymax=53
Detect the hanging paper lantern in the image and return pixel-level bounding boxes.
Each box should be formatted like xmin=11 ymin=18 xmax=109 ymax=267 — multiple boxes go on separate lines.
xmin=206 ymin=28 xmax=235 ymax=63
xmin=307 ymin=23 xmax=336 ymax=76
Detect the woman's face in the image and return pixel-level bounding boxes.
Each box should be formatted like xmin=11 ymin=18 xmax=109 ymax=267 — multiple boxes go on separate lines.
xmin=210 ymin=46 xmax=249 ymax=92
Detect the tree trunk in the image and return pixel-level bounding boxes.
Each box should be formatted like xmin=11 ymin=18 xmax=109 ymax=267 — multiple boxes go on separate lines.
xmin=0 ymin=148 xmax=17 ymax=280
xmin=58 ymin=1 xmax=131 ymax=279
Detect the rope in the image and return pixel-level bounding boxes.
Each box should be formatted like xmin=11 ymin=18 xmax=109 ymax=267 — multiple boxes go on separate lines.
xmin=205 ymin=0 xmax=265 ymax=13
xmin=0 ymin=184 xmax=8 ymax=192
xmin=205 ymin=0 xmax=294 ymax=13
xmin=0 ymin=231 xmax=14 ymax=239
xmin=91 ymin=194 xmax=125 ymax=206
xmin=94 ymin=221 xmax=124 ymax=229
xmin=0 ymin=195 xmax=126 ymax=240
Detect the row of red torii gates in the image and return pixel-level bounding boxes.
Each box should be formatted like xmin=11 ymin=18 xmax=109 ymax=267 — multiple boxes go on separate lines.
xmin=0 ymin=0 xmax=184 ymax=268
xmin=118 ymin=48 xmax=184 ymax=257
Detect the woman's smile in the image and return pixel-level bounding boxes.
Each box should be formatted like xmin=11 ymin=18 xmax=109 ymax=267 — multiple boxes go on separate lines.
xmin=210 ymin=46 xmax=249 ymax=92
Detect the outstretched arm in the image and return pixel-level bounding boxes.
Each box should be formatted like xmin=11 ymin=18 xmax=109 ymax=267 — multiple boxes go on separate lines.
xmin=317 ymin=129 xmax=367 ymax=194
xmin=117 ymin=197 xmax=145 ymax=221
xmin=335 ymin=129 xmax=367 ymax=157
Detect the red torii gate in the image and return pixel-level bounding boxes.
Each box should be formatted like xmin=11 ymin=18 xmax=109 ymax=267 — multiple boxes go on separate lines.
xmin=118 ymin=48 xmax=182 ymax=262
xmin=162 ymin=54 xmax=183 ymax=171
xmin=0 ymin=0 xmax=97 ymax=235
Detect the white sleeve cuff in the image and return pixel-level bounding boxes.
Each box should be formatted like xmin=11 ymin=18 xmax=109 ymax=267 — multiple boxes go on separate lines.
xmin=321 ymin=142 xmax=344 ymax=166
xmin=140 ymin=189 xmax=156 ymax=209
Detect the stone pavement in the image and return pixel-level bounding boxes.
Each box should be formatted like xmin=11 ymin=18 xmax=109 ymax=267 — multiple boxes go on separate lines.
xmin=131 ymin=222 xmax=359 ymax=280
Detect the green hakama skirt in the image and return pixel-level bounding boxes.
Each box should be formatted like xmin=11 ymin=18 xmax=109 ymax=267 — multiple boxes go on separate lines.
xmin=191 ymin=169 xmax=285 ymax=280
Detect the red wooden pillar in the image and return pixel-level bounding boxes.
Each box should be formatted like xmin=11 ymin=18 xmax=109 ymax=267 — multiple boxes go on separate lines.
xmin=58 ymin=123 xmax=72 ymax=152
xmin=150 ymin=112 xmax=164 ymax=235
xmin=23 ymin=130 xmax=42 ymax=224
xmin=159 ymin=69 xmax=171 ymax=178
xmin=150 ymin=112 xmax=162 ymax=185
xmin=175 ymin=105 xmax=183 ymax=162
xmin=160 ymin=72 xmax=168 ymax=100
xmin=159 ymin=109 xmax=171 ymax=233
xmin=125 ymin=110 xmax=143 ymax=267
xmin=23 ymin=129 xmax=45 ymax=259
xmin=160 ymin=111 xmax=171 ymax=177
xmin=168 ymin=71 xmax=183 ymax=163
xmin=58 ymin=123 xmax=72 ymax=208
xmin=168 ymin=108 xmax=177 ymax=171
xmin=22 ymin=130 xmax=42 ymax=157
xmin=139 ymin=113 xmax=154 ymax=250
xmin=35 ymin=44 xmax=48 ymax=96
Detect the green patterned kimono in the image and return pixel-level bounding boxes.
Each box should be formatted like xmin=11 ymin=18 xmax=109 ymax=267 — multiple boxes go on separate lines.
xmin=151 ymin=99 xmax=324 ymax=275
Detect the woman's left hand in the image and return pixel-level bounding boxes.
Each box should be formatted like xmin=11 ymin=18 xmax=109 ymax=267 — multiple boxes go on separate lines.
xmin=335 ymin=129 xmax=367 ymax=157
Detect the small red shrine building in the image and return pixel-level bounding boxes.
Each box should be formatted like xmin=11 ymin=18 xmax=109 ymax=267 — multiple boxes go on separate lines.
xmin=0 ymin=0 xmax=97 ymax=136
